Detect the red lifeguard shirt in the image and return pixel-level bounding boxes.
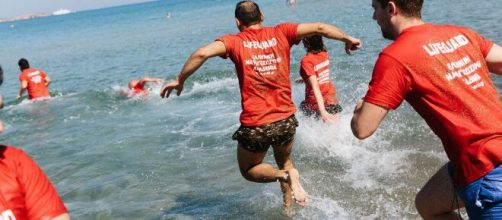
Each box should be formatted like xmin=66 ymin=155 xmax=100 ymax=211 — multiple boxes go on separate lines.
xmin=19 ymin=68 xmax=50 ymax=100
xmin=0 ymin=146 xmax=67 ymax=219
xmin=364 ymin=23 xmax=502 ymax=187
xmin=216 ymin=23 xmax=299 ymax=126
xmin=300 ymin=51 xmax=338 ymax=111
xmin=132 ymin=83 xmax=146 ymax=94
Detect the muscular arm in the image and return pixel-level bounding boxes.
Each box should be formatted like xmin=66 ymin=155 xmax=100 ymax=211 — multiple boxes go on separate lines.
xmin=296 ymin=22 xmax=362 ymax=54
xmin=351 ymin=101 xmax=389 ymax=139
xmin=486 ymin=43 xmax=502 ymax=75
xmin=160 ymin=41 xmax=226 ymax=98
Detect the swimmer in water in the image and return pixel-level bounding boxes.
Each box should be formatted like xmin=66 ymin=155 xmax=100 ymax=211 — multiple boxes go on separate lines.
xmin=128 ymin=77 xmax=163 ymax=95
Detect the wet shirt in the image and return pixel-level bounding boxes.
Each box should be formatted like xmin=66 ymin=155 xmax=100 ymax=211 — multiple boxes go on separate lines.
xmin=132 ymin=83 xmax=146 ymax=94
xmin=364 ymin=23 xmax=501 ymax=187
xmin=299 ymin=51 xmax=338 ymax=111
xmin=216 ymin=23 xmax=299 ymax=126
xmin=19 ymin=68 xmax=50 ymax=100
xmin=0 ymin=146 xmax=67 ymax=219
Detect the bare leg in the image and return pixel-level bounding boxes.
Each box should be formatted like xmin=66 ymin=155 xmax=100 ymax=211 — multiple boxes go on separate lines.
xmin=237 ymin=144 xmax=288 ymax=183
xmin=273 ymin=141 xmax=308 ymax=207
xmin=415 ymin=163 xmax=465 ymax=219
xmin=273 ymin=141 xmax=294 ymax=210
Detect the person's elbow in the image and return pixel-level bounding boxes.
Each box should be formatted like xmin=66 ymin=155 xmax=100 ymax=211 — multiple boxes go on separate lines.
xmin=192 ymin=48 xmax=212 ymax=61
xmin=311 ymin=22 xmax=328 ymax=35
xmin=351 ymin=118 xmax=375 ymax=140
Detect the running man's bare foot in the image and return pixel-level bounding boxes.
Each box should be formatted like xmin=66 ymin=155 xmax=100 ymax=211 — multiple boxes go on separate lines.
xmin=287 ymin=168 xmax=308 ymax=207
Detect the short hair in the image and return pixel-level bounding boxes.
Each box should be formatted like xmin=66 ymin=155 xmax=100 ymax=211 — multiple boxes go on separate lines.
xmin=18 ymin=58 xmax=30 ymax=70
xmin=235 ymin=1 xmax=262 ymax=26
xmin=375 ymin=0 xmax=423 ymax=18
xmin=302 ymin=35 xmax=326 ymax=54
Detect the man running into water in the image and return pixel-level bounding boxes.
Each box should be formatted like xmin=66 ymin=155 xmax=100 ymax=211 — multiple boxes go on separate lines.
xmin=352 ymin=0 xmax=502 ymax=218
xmin=160 ymin=0 xmax=361 ymax=209
xmin=128 ymin=77 xmax=163 ymax=95
xmin=17 ymin=58 xmax=52 ymax=100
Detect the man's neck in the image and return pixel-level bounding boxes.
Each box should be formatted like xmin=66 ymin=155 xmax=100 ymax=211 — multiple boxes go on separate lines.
xmin=396 ymin=17 xmax=425 ymax=35
xmin=242 ymin=23 xmax=262 ymax=31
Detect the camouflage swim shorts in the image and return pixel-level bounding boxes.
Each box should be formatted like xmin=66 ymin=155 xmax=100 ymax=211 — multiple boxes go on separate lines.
xmin=300 ymin=101 xmax=343 ymax=118
xmin=232 ymin=115 xmax=299 ymax=153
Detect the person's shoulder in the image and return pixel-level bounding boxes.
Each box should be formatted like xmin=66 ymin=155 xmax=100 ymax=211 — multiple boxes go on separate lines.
xmin=0 ymin=146 xmax=28 ymax=162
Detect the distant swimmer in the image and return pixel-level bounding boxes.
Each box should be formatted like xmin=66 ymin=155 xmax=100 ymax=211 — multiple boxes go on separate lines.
xmin=286 ymin=0 xmax=297 ymax=7
xmin=0 ymin=145 xmax=70 ymax=220
xmin=352 ymin=0 xmax=502 ymax=219
xmin=160 ymin=0 xmax=361 ymax=210
xmin=165 ymin=12 xmax=171 ymax=19
xmin=296 ymin=35 xmax=342 ymax=123
xmin=17 ymin=58 xmax=51 ymax=101
xmin=128 ymin=77 xmax=163 ymax=96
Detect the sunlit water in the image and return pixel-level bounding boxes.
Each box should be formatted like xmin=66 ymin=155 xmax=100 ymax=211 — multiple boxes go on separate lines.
xmin=0 ymin=0 xmax=501 ymax=219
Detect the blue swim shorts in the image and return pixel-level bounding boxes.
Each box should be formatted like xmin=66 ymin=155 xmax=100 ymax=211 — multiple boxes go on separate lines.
xmin=452 ymin=163 xmax=502 ymax=219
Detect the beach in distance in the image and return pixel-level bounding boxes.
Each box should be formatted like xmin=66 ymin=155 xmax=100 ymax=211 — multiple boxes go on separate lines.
xmin=0 ymin=0 xmax=501 ymax=219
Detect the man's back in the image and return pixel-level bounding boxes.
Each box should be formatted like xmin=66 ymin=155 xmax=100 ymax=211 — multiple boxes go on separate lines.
xmin=19 ymin=68 xmax=50 ymax=100
xmin=217 ymin=23 xmax=298 ymax=126
xmin=367 ymin=23 xmax=502 ymax=186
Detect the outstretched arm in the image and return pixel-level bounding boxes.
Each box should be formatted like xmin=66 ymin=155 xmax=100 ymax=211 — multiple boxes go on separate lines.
xmin=486 ymin=43 xmax=502 ymax=75
xmin=307 ymin=75 xmax=336 ymax=123
xmin=351 ymin=100 xmax=389 ymax=139
xmin=296 ymin=22 xmax=362 ymax=55
xmin=160 ymin=41 xmax=226 ymax=98
xmin=139 ymin=77 xmax=163 ymax=86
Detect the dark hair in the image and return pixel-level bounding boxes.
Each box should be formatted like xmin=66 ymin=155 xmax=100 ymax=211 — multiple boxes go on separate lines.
xmin=18 ymin=58 xmax=30 ymax=70
xmin=0 ymin=65 xmax=3 ymax=86
xmin=375 ymin=0 xmax=423 ymax=18
xmin=302 ymin=35 xmax=326 ymax=54
xmin=235 ymin=1 xmax=262 ymax=26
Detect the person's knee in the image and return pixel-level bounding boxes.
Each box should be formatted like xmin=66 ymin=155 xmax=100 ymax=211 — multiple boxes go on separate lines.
xmin=415 ymin=191 xmax=429 ymax=218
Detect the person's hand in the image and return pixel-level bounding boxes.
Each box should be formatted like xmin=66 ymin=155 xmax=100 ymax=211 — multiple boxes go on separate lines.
xmin=294 ymin=77 xmax=304 ymax=84
xmin=16 ymin=95 xmax=21 ymax=100
xmin=0 ymin=121 xmax=4 ymax=133
xmin=344 ymin=36 xmax=362 ymax=55
xmin=160 ymin=79 xmax=184 ymax=98
xmin=320 ymin=111 xmax=337 ymax=123
xmin=155 ymin=79 xmax=164 ymax=84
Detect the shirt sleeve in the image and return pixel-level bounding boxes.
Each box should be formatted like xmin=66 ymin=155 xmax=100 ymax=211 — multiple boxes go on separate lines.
xmin=215 ymin=35 xmax=234 ymax=59
xmin=300 ymin=58 xmax=315 ymax=78
xmin=276 ymin=23 xmax=299 ymax=46
xmin=474 ymin=32 xmax=494 ymax=58
xmin=19 ymin=73 xmax=27 ymax=82
xmin=363 ymin=53 xmax=412 ymax=110
xmin=16 ymin=148 xmax=68 ymax=220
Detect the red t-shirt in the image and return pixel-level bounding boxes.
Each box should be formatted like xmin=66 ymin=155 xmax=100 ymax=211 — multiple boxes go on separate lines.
xmin=0 ymin=146 xmax=67 ymax=219
xmin=216 ymin=23 xmax=299 ymax=126
xmin=132 ymin=83 xmax=146 ymax=94
xmin=19 ymin=68 xmax=50 ymax=100
xmin=300 ymin=51 xmax=338 ymax=111
xmin=364 ymin=23 xmax=501 ymax=187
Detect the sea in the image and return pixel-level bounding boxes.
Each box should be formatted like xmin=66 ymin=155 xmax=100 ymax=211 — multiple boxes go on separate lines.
xmin=0 ymin=0 xmax=501 ymax=219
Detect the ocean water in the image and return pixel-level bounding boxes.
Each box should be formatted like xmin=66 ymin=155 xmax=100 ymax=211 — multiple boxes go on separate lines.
xmin=0 ymin=0 xmax=501 ymax=219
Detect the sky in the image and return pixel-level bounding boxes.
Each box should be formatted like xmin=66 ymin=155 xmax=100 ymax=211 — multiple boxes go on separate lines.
xmin=0 ymin=0 xmax=152 ymax=18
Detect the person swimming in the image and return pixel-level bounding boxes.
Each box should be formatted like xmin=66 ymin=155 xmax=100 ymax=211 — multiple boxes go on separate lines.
xmin=128 ymin=77 xmax=163 ymax=96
